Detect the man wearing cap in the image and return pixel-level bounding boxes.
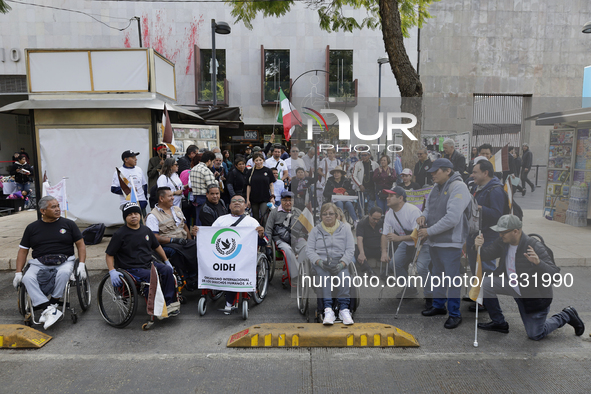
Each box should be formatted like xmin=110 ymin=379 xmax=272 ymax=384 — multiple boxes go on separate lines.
xmin=265 ymin=191 xmax=306 ymax=282
xmin=106 ymin=202 xmax=180 ymax=317
xmin=381 ymin=186 xmax=432 ymax=305
xmin=417 ymin=158 xmax=471 ymax=329
xmin=474 ymin=215 xmax=584 ymax=339
xmin=111 ymin=150 xmax=149 ymax=214
xmin=413 ymin=148 xmax=433 ymax=188
xmin=400 ymin=168 xmax=421 ymax=191
xmin=148 ymin=143 xmax=168 ymax=191
xmin=244 ymin=145 xmax=253 ymax=162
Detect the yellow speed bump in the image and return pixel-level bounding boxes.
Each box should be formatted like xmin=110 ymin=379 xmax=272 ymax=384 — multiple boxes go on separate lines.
xmin=227 ymin=323 xmax=419 ymax=348
xmin=0 ymin=325 xmax=52 ymax=349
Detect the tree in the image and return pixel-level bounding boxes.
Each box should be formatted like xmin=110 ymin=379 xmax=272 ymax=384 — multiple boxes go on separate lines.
xmin=0 ymin=0 xmax=10 ymax=14
xmin=227 ymin=0 xmax=438 ymax=168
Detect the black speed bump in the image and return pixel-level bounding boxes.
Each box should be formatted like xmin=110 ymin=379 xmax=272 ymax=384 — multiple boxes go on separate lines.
xmin=227 ymin=323 xmax=419 ymax=348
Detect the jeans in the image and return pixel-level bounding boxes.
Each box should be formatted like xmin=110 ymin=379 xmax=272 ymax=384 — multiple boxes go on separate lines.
xmin=392 ymin=243 xmax=432 ymax=298
xmin=126 ymin=261 xmax=176 ymax=305
xmin=22 ymin=256 xmax=76 ymax=307
xmin=250 ymin=201 xmax=269 ymax=226
xmin=375 ymin=193 xmax=387 ymax=214
xmin=482 ymin=275 xmax=571 ymax=340
xmin=429 ymin=246 xmax=462 ymax=317
xmin=521 ymin=169 xmax=535 ymax=191
xmin=335 ymin=200 xmax=358 ymax=222
xmin=313 ymin=264 xmax=351 ymax=309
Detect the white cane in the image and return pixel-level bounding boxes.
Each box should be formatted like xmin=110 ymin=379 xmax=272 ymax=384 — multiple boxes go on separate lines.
xmin=473 ymin=243 xmax=482 ymax=348
xmin=395 ymin=237 xmax=423 ymax=319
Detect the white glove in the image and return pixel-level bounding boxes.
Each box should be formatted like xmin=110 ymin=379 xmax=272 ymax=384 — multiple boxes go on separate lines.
xmin=77 ymin=262 xmax=87 ymax=280
xmin=13 ymin=272 xmax=23 ymax=290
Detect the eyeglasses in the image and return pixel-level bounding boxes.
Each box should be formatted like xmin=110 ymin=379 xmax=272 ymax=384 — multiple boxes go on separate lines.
xmin=231 ymin=199 xmax=245 ymax=203
xmin=292 ymin=150 xmax=299 ymax=153
xmin=321 ymin=212 xmax=336 ymax=217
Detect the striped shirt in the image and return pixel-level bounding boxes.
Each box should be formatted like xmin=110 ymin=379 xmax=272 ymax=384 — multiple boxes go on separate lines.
xmin=189 ymin=162 xmax=216 ymax=196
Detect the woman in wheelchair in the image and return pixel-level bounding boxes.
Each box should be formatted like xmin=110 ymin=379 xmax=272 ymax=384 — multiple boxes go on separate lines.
xmin=105 ymin=202 xmax=180 ymax=317
xmin=306 ymin=203 xmax=356 ymax=325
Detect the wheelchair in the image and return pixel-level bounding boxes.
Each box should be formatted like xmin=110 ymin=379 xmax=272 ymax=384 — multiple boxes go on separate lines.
xmin=269 ymin=240 xmax=291 ymax=288
xmin=197 ymin=251 xmax=269 ymax=320
xmin=296 ymin=258 xmax=360 ymax=323
xmin=17 ymin=259 xmax=91 ymax=327
xmin=97 ymin=266 xmax=181 ymax=330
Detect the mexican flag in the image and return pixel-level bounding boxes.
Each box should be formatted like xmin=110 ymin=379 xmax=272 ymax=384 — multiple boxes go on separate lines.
xmin=277 ymin=88 xmax=302 ymax=141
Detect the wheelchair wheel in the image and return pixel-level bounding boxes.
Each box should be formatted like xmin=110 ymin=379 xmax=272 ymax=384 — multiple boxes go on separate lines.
xmin=75 ymin=263 xmax=92 ymax=311
xmin=253 ymin=253 xmax=269 ymax=304
xmin=348 ymin=262 xmax=360 ymax=313
xmin=268 ymin=242 xmax=277 ymax=282
xmin=296 ymin=260 xmax=309 ymax=315
xmin=98 ymin=270 xmax=138 ymax=328
xmin=209 ymin=290 xmax=223 ymax=301
xmin=17 ymin=284 xmax=28 ymax=317
xmin=242 ymin=299 xmax=249 ymax=320
xmin=198 ymin=297 xmax=207 ymax=316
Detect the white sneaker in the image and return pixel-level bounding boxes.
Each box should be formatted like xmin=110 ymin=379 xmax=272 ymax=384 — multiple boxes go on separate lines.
xmin=43 ymin=304 xmax=62 ymax=329
xmin=167 ymin=301 xmax=181 ymax=313
xmin=223 ymin=302 xmax=233 ymax=315
xmin=323 ymin=308 xmax=336 ymax=325
xmin=339 ymin=309 xmax=354 ymax=325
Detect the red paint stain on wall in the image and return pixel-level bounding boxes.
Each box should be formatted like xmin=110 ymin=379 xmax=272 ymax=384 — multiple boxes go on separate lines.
xmin=123 ymin=32 xmax=132 ymax=48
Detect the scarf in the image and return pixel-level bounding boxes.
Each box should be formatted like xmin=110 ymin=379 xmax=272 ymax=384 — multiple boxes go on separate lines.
xmin=321 ymin=220 xmax=340 ymax=235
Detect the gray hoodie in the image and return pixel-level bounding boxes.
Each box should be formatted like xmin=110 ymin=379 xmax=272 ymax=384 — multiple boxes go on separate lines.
xmin=306 ymin=221 xmax=355 ymax=265
xmin=421 ymin=171 xmax=470 ymax=248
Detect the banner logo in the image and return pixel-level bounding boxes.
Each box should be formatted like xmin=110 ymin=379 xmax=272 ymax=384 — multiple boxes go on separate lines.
xmin=211 ymin=228 xmax=242 ymax=260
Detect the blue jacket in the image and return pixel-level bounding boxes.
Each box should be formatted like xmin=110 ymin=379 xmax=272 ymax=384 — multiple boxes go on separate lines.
xmin=470 ymin=176 xmax=505 ymax=240
xmin=422 ymin=171 xmax=471 ymax=248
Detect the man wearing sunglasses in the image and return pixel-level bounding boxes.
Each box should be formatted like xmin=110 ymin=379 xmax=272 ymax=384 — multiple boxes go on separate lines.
xmin=474 ymin=214 xmax=584 ymax=340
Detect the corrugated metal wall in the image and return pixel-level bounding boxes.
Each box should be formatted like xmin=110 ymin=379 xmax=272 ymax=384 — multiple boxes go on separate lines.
xmin=472 ymin=94 xmax=524 ymax=151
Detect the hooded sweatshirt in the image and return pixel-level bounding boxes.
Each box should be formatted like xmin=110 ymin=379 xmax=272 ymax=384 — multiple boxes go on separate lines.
xmin=421 ymin=171 xmax=471 ymax=248
xmin=306 ymin=220 xmax=355 ymax=265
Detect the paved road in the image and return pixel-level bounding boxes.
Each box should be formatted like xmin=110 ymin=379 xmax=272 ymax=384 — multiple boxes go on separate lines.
xmin=1 ymin=266 xmax=591 ymax=393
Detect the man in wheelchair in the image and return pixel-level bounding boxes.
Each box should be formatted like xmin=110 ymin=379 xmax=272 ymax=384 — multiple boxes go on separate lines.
xmin=12 ymin=195 xmax=87 ymax=329
xmin=105 ymin=202 xmax=180 ymax=317
xmin=264 ymin=191 xmax=307 ymax=283
xmin=146 ymin=187 xmax=199 ymax=290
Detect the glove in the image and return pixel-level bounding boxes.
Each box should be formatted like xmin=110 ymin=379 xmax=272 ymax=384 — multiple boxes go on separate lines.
xmin=170 ymin=238 xmax=188 ymax=245
xmin=315 ymin=259 xmax=328 ymax=271
xmin=109 ymin=270 xmax=123 ymax=287
xmin=13 ymin=272 xmax=23 ymax=290
xmin=164 ymin=260 xmax=174 ymax=270
xmin=328 ymin=262 xmax=346 ymax=275
xmin=77 ymin=262 xmax=87 ymax=280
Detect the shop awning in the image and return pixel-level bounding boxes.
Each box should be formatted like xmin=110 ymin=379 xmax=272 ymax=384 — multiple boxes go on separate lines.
xmin=0 ymin=98 xmax=203 ymax=121
xmin=527 ymin=107 xmax=591 ymax=126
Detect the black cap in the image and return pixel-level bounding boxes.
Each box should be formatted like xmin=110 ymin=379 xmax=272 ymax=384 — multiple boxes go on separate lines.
xmin=121 ymin=150 xmax=140 ymax=161
xmin=382 ymin=185 xmax=407 ymax=200
xmin=427 ymin=158 xmax=454 ymax=173
xmin=122 ymin=202 xmax=142 ymax=220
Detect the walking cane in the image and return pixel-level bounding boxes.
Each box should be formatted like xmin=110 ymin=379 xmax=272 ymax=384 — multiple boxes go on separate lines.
xmin=472 ymin=232 xmax=483 ymax=348
xmin=394 ymin=236 xmax=424 ymax=319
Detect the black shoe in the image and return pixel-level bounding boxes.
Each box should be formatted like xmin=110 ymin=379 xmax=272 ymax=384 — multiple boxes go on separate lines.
xmin=522 ymin=189 xmax=526 ymax=196
xmin=422 ymin=306 xmax=447 ymax=316
xmin=395 ymin=288 xmax=419 ymax=298
xmin=531 ymin=186 xmax=535 ymax=193
xmin=424 ymin=298 xmax=433 ymax=310
xmin=563 ymin=306 xmax=585 ymax=336
xmin=444 ymin=316 xmax=462 ymax=329
xmin=468 ymin=304 xmax=487 ymax=312
xmin=478 ymin=320 xmax=509 ymax=333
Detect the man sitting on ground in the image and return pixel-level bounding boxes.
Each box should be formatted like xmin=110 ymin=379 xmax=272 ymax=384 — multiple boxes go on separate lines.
xmin=146 ymin=187 xmax=199 ymax=289
xmin=106 ymin=202 xmax=180 ymax=317
xmin=199 ymin=184 xmax=228 ymax=226
xmin=13 ymin=195 xmax=87 ymax=329
xmin=475 ymin=215 xmax=585 ymax=340
xmin=265 ymin=191 xmax=306 ymax=283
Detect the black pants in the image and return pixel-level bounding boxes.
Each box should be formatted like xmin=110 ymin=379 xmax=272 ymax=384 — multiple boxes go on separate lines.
xmin=521 ymin=169 xmax=535 ymax=191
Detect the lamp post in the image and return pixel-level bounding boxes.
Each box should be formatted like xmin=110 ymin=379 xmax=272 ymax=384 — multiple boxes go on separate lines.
xmin=211 ymin=19 xmax=231 ymax=107
xmin=377 ymin=58 xmax=389 ymax=153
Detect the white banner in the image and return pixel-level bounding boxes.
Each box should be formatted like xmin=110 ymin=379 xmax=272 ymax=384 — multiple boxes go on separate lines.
xmin=196 ymin=226 xmax=257 ymax=292
xmin=42 ymin=179 xmax=68 ymax=217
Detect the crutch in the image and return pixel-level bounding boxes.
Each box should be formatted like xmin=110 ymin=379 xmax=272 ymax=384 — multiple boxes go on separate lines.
xmin=394 ymin=237 xmax=424 ymax=319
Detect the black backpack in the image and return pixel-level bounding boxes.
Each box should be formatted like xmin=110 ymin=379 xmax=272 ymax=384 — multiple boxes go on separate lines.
xmin=82 ymin=223 xmax=106 ymax=245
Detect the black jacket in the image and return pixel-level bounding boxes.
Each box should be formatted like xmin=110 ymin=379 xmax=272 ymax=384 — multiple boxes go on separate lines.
xmin=522 ymin=150 xmax=533 ymax=171
xmin=480 ymin=233 xmax=559 ymax=313
xmin=199 ymin=200 xmax=228 ymax=226
xmin=444 ymin=150 xmax=467 ymax=176
xmin=323 ymin=177 xmax=355 ymax=202
xmin=10 ymin=162 xmax=33 ymax=184
xmin=226 ymin=168 xmax=248 ymax=198
xmin=177 ymin=154 xmax=192 ymax=175
xmin=414 ymin=158 xmax=433 ymax=187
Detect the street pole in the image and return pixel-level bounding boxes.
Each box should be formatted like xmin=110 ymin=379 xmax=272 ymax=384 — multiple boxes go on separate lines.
xmin=134 ymin=17 xmax=142 ymax=48
xmin=378 ymin=58 xmax=389 ymax=160
xmin=211 ymin=19 xmax=217 ymax=107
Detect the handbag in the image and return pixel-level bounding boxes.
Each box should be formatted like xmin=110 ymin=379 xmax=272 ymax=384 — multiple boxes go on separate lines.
xmin=393 ymin=211 xmax=414 ymax=236
xmin=38 ymin=254 xmax=68 ymax=266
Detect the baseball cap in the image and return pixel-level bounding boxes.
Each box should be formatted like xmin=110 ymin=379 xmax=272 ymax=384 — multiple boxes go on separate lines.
xmin=253 ymin=146 xmax=262 ymax=152
xmin=382 ymin=185 xmax=407 ymax=199
xmin=401 ymin=168 xmax=413 ymax=176
xmin=121 ymin=150 xmax=140 ymax=161
xmin=490 ymin=214 xmax=522 ymax=232
xmin=427 ymin=158 xmax=454 ymax=173
xmin=280 ymin=191 xmax=294 ymax=199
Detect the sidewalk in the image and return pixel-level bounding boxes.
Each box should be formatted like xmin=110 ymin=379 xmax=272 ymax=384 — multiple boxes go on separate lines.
xmin=0 ymin=207 xmax=590 ymax=270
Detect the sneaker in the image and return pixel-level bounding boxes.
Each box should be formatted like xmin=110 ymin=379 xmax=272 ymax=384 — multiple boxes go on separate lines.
xmin=39 ymin=306 xmax=51 ymax=324
xmin=43 ymin=304 xmax=62 ymax=329
xmin=323 ymin=308 xmax=336 ymax=325
xmin=223 ymin=302 xmax=233 ymax=315
xmin=167 ymin=301 xmax=181 ymax=313
xmin=339 ymin=309 xmax=354 ymax=325
xmin=168 ymin=309 xmax=180 ymax=317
